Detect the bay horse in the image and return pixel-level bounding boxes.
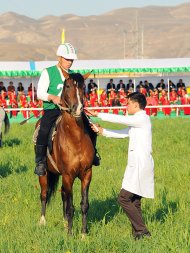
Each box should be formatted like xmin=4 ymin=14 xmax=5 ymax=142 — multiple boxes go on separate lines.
xmin=0 ymin=107 xmax=10 ymax=147
xmin=38 ymin=70 xmax=95 ymax=235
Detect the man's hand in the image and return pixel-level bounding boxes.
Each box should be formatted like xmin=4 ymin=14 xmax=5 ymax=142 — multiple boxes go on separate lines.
xmin=90 ymin=123 xmax=103 ymax=135
xmin=84 ymin=108 xmax=98 ymax=117
xmin=48 ymin=94 xmax=61 ymax=104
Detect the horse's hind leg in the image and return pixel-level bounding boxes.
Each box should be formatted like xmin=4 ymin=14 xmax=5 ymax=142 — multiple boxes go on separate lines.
xmin=80 ymin=169 xmax=92 ymax=234
xmin=61 ymin=175 xmax=74 ymax=235
xmin=39 ymin=174 xmax=48 ymax=225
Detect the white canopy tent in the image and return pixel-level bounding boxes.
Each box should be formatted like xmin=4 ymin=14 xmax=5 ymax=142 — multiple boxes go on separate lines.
xmin=0 ymin=58 xmax=190 ymax=99
xmin=0 ymin=58 xmax=190 ymax=77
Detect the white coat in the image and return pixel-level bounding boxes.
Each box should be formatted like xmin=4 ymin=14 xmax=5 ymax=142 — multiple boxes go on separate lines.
xmin=98 ymin=110 xmax=154 ymax=198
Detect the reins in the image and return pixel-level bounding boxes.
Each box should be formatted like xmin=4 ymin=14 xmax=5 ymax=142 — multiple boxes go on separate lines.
xmin=57 ymin=103 xmax=70 ymax=112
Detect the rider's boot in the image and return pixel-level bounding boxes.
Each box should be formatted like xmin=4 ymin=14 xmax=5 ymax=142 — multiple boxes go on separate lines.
xmin=91 ymin=131 xmax=101 ymax=166
xmin=34 ymin=144 xmax=47 ymax=176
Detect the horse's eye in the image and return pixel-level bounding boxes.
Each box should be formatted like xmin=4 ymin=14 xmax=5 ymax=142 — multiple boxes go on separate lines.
xmin=66 ymin=84 xmax=70 ymax=88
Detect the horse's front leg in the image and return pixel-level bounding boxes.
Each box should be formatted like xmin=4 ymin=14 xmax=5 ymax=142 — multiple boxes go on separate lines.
xmin=39 ymin=174 xmax=48 ymax=225
xmin=80 ymin=169 xmax=92 ymax=234
xmin=62 ymin=175 xmax=74 ymax=235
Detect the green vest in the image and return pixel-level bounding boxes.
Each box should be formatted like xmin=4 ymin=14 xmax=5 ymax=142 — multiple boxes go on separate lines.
xmin=43 ymin=65 xmax=64 ymax=109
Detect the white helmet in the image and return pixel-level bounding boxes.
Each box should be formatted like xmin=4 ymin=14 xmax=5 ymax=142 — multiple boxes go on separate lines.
xmin=56 ymin=43 xmax=78 ymax=60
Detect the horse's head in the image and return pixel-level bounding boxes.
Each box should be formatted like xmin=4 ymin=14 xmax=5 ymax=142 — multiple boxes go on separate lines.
xmin=61 ymin=69 xmax=91 ymax=118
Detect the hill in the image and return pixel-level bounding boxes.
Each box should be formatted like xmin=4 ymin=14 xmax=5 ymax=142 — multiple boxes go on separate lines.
xmin=0 ymin=3 xmax=190 ymax=60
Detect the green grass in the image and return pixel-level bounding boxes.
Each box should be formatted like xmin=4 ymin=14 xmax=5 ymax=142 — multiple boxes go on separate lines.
xmin=0 ymin=118 xmax=190 ymax=253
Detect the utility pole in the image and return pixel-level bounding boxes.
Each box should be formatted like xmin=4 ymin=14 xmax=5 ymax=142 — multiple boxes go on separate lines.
xmin=135 ymin=11 xmax=139 ymax=59
xmin=141 ymin=26 xmax=144 ymax=59
xmin=123 ymin=31 xmax=127 ymax=59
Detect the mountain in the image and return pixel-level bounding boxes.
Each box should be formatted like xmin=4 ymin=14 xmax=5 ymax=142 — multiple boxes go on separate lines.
xmin=0 ymin=3 xmax=190 ymax=61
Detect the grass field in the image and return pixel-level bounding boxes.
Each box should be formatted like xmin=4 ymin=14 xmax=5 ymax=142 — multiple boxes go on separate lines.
xmin=0 ymin=118 xmax=190 ymax=253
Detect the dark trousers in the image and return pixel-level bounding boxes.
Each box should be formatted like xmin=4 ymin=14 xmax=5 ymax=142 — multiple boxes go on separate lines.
xmin=37 ymin=109 xmax=61 ymax=146
xmin=118 ymin=189 xmax=149 ymax=235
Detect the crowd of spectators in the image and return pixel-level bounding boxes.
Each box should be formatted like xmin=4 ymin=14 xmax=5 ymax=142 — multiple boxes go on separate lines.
xmin=0 ymin=78 xmax=190 ymax=119
xmin=85 ymin=78 xmax=190 ymax=116
xmin=0 ymin=81 xmax=43 ymax=118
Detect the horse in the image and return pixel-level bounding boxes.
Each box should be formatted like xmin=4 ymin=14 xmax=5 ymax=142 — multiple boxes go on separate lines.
xmin=38 ymin=70 xmax=95 ymax=235
xmin=0 ymin=107 xmax=10 ymax=147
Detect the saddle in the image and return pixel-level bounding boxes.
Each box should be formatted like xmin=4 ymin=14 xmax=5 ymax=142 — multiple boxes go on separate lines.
xmin=33 ymin=116 xmax=61 ymax=150
xmin=33 ymin=116 xmax=62 ymax=172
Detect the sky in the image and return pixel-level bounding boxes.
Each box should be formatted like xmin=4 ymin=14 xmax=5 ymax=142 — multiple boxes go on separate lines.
xmin=0 ymin=0 xmax=190 ymax=19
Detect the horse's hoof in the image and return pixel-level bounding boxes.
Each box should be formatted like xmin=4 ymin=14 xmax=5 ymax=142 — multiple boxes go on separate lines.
xmin=39 ymin=215 xmax=46 ymax=226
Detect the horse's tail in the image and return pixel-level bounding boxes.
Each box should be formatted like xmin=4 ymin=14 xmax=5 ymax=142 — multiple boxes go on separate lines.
xmin=4 ymin=112 xmax=10 ymax=134
xmin=47 ymin=171 xmax=59 ymax=204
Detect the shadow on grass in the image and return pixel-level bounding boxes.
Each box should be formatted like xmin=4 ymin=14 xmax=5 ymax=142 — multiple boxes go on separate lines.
xmin=3 ymin=138 xmax=21 ymax=147
xmin=0 ymin=162 xmax=28 ymax=178
xmin=150 ymin=189 xmax=178 ymax=223
xmin=88 ymin=195 xmax=120 ymax=224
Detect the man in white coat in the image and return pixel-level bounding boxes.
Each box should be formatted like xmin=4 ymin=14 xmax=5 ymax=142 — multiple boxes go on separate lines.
xmin=86 ymin=92 xmax=154 ymax=240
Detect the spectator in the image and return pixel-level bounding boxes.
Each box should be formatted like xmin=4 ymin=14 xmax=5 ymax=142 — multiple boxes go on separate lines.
xmin=156 ymin=79 xmax=165 ymax=92
xmin=9 ymin=93 xmax=18 ymax=118
xmin=7 ymin=81 xmax=15 ymax=93
xmin=144 ymin=80 xmax=154 ymax=92
xmin=87 ymin=79 xmax=98 ymax=95
xmin=168 ymin=80 xmax=176 ymax=92
xmin=28 ymin=83 xmax=37 ymax=100
xmin=116 ymin=80 xmax=125 ymax=92
xmin=177 ymin=79 xmax=186 ymax=91
xmin=126 ymin=79 xmax=134 ymax=91
xmin=17 ymin=82 xmax=25 ymax=102
xmin=162 ymin=97 xmax=171 ymax=116
xmin=109 ymin=89 xmax=117 ymax=106
xmin=180 ymin=89 xmax=189 ymax=105
xmin=136 ymin=81 xmax=144 ymax=93
xmin=169 ymin=88 xmax=178 ymax=104
xmin=0 ymin=82 xmax=7 ymax=99
xmin=159 ymin=90 xmax=167 ymax=104
xmin=106 ymin=79 xmax=116 ymax=95
xmin=139 ymin=85 xmax=147 ymax=96
xmin=146 ymin=89 xmax=158 ymax=116
xmin=89 ymin=90 xmax=98 ymax=107
xmin=100 ymin=89 xmax=107 ymax=106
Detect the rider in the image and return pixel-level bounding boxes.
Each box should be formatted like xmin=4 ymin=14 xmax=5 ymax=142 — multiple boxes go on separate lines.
xmin=34 ymin=42 xmax=100 ymax=176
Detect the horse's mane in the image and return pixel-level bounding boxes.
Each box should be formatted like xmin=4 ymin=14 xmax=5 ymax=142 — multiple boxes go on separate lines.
xmin=61 ymin=72 xmax=85 ymax=102
xmin=65 ymin=73 xmax=84 ymax=88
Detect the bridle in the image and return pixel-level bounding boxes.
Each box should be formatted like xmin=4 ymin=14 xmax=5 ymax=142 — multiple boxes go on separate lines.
xmin=58 ymin=79 xmax=83 ymax=118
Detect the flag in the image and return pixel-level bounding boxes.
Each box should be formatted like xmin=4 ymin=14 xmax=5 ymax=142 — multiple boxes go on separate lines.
xmin=61 ymin=29 xmax=65 ymax=44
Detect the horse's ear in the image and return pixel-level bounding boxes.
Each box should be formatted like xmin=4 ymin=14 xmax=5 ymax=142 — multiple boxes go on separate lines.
xmin=60 ymin=67 xmax=70 ymax=80
xmin=83 ymin=71 xmax=93 ymax=80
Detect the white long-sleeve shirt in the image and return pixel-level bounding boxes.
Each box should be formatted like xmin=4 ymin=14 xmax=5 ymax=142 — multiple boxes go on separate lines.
xmin=98 ymin=110 xmax=154 ymax=198
xmin=37 ymin=67 xmax=65 ymax=101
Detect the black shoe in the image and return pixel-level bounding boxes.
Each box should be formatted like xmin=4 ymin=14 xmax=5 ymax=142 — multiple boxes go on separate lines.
xmin=134 ymin=231 xmax=151 ymax=240
xmin=93 ymin=151 xmax=101 ymax=166
xmin=93 ymin=155 xmax=100 ymax=166
xmin=34 ymin=162 xmax=47 ymax=176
